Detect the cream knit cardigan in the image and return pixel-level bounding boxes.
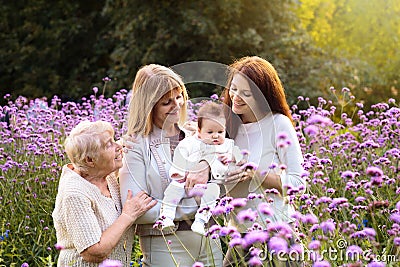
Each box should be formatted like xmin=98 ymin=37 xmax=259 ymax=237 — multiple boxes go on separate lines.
xmin=52 ymin=164 xmax=133 ymax=266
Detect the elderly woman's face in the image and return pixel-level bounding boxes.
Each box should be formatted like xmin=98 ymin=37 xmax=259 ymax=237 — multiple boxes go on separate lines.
xmin=96 ymin=131 xmax=123 ymax=174
xmin=153 ymin=89 xmax=184 ymax=128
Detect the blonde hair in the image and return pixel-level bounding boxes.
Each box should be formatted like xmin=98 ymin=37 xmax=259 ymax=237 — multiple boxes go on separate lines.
xmin=127 ymin=64 xmax=188 ymax=136
xmin=64 ymin=120 xmax=114 ymax=173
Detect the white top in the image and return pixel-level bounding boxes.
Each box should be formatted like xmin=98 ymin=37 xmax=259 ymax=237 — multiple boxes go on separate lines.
xmin=52 ymin=164 xmax=133 ymax=266
xmin=227 ymin=113 xmax=306 ymax=232
xmin=169 ymin=135 xmax=243 ymax=181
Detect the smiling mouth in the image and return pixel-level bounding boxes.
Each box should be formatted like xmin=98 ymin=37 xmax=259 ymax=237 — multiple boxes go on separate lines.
xmin=115 ymin=153 xmax=123 ymax=160
xmin=233 ymin=102 xmax=245 ymax=107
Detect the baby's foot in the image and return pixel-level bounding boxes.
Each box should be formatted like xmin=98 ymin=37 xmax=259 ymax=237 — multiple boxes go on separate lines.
xmin=161 ymin=217 xmax=175 ymax=229
xmin=191 ymin=221 xmax=206 ymax=235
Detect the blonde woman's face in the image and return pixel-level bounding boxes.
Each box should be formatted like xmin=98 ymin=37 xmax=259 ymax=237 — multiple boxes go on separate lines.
xmin=153 ymin=89 xmax=184 ymax=128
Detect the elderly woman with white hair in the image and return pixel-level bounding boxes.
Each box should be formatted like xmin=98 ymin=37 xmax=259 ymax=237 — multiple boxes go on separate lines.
xmin=52 ymin=120 xmax=156 ymax=266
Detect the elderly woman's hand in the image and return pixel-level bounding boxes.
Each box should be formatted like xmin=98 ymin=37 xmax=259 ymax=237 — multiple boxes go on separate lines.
xmin=117 ymin=134 xmax=138 ymax=152
xmin=122 ymin=190 xmax=157 ymax=222
xmin=80 ymin=190 xmax=156 ymax=263
xmin=182 ymin=121 xmax=197 ymax=136
xmin=185 ymin=160 xmax=210 ymax=189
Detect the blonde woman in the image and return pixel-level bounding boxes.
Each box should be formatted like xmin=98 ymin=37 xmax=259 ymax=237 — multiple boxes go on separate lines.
xmin=119 ymin=64 xmax=222 ymax=267
xmin=52 ymin=120 xmax=156 ymax=266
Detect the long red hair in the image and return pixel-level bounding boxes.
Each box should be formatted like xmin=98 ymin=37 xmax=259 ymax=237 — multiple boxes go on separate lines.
xmin=222 ymin=56 xmax=293 ymax=124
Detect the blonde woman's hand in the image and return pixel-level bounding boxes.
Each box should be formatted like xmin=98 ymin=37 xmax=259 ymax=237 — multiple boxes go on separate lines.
xmin=185 ymin=160 xmax=210 ymax=189
xmin=122 ymin=190 xmax=157 ymax=222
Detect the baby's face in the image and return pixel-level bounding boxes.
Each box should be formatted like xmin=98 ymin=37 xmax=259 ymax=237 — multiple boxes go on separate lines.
xmin=198 ymin=118 xmax=226 ymax=145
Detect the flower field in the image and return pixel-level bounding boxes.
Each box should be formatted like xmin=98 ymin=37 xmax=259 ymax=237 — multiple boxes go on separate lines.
xmin=0 ymin=88 xmax=399 ymax=266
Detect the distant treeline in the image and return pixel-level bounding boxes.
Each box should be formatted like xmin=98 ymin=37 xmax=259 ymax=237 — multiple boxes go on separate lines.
xmin=1 ymin=0 xmax=398 ymax=108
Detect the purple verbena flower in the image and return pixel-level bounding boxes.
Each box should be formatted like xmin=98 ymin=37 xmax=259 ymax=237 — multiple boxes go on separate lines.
xmin=244 ymin=231 xmax=269 ymax=247
xmin=240 ymin=162 xmax=258 ymax=170
xmin=308 ymin=240 xmax=321 ymax=250
xmin=229 ymin=237 xmax=245 ymax=247
xmin=248 ymin=256 xmax=263 ymax=266
xmin=346 ymin=245 xmax=363 ymax=259
xmin=99 ymin=259 xmax=123 ymax=267
xmin=307 ymin=114 xmax=333 ymax=126
xmin=266 ymin=222 xmax=293 ymax=237
xmin=231 ymin=198 xmax=248 ymax=208
xmin=54 ymin=243 xmax=64 ymax=250
xmin=320 ymin=220 xmax=335 ymax=234
xmin=355 ymin=197 xmax=366 ymax=203
xmin=302 ymin=213 xmax=318 ymax=224
xmin=258 ymin=202 xmax=273 ymax=216
xmin=188 ymin=184 xmax=207 ymax=197
xmin=210 ymin=94 xmax=219 ymax=100
xmin=237 ymin=208 xmax=258 ymax=223
xmin=304 ymin=125 xmax=319 ymax=136
xmin=277 ymin=132 xmax=288 ymax=140
xmin=341 ymin=170 xmax=356 ymax=179
xmin=366 ymin=166 xmax=383 ymax=177
xmin=241 ymin=149 xmax=250 ymax=156
xmin=218 ymin=226 xmax=237 ymax=236
xmin=289 ymin=243 xmax=303 ymax=256
xmin=313 ymin=260 xmax=331 ymax=267
xmin=211 ymin=205 xmax=225 ymax=216
xmin=367 ymin=261 xmax=385 ymax=267
xmin=268 ymin=236 xmax=288 ymax=253
xmin=390 ymin=213 xmax=400 ymax=224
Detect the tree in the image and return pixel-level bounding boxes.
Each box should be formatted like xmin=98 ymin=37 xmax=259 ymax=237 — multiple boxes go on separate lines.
xmin=98 ymin=0 xmax=324 ymax=101
xmin=296 ymin=0 xmax=400 ymax=106
xmin=0 ymin=0 xmax=329 ymax=105
xmin=0 ymin=0 xmax=108 ymax=102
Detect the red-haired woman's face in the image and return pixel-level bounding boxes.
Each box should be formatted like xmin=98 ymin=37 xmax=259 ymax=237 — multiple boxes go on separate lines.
xmin=229 ymin=74 xmax=259 ymax=123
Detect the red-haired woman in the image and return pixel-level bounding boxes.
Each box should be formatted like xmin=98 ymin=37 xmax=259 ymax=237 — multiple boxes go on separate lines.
xmin=222 ymin=56 xmax=306 ymax=266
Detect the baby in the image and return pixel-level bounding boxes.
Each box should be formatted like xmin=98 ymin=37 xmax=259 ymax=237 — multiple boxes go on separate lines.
xmin=159 ymin=101 xmax=243 ymax=235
